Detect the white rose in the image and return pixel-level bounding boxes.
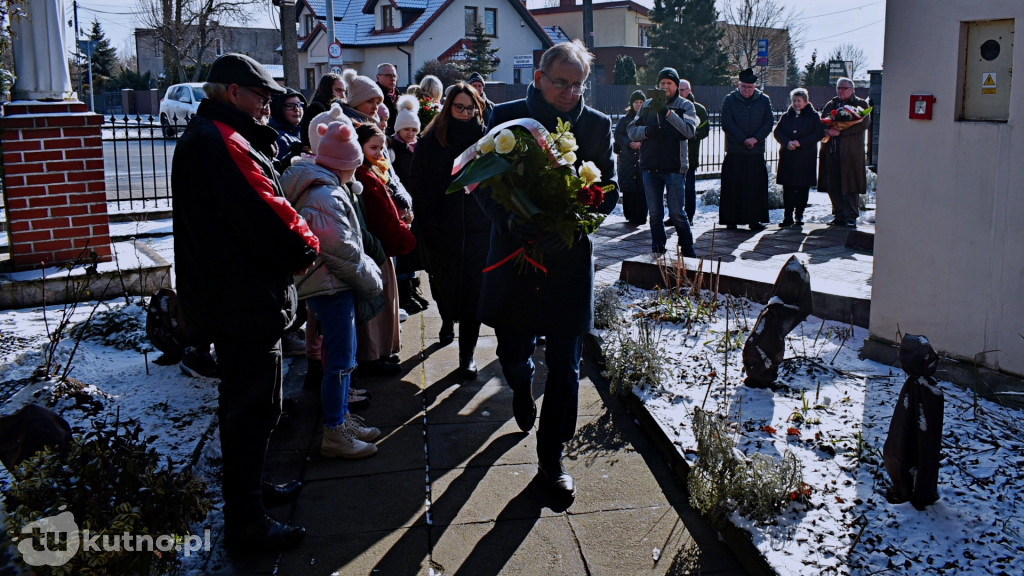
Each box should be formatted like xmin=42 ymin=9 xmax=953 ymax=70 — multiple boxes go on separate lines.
xmin=557 ymin=133 xmax=578 ymax=153
xmin=579 ymin=161 xmax=601 ymax=185
xmin=478 ymin=135 xmax=495 ymax=154
xmin=494 ymin=129 xmax=517 ymax=155
xmin=562 ymin=150 xmax=577 ymax=165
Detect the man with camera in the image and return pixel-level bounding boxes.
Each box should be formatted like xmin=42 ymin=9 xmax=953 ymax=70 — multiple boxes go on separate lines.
xmin=628 ymin=67 xmax=698 ymax=257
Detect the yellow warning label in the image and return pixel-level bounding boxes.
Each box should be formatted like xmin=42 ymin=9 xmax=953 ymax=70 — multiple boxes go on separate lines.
xmin=982 ymin=72 xmax=997 ymax=94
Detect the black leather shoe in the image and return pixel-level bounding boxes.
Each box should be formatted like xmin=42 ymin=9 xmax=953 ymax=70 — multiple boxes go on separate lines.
xmin=749 ymin=222 xmax=766 ymax=231
xmin=512 ymin=386 xmax=537 ymax=432
xmin=538 ymin=459 xmax=576 ymax=499
xmin=224 ymin=515 xmax=306 ymax=551
xmin=726 ymin=224 xmax=737 ymax=230
xmin=439 ymin=320 xmax=455 ymax=346
xmin=356 ymin=359 xmax=401 ymax=377
xmin=458 ymin=356 xmax=478 ymax=380
xmin=262 ymin=481 xmax=302 ymax=507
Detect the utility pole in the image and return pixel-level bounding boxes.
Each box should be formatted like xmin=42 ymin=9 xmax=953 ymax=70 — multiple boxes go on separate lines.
xmin=280 ymin=0 xmax=299 ymax=88
xmin=582 ymin=0 xmax=594 ymax=89
xmin=73 ymin=0 xmax=83 ymax=100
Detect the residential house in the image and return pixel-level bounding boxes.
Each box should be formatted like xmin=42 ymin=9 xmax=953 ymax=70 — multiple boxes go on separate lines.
xmin=529 ymin=0 xmax=651 ymax=84
xmin=295 ymin=0 xmax=553 ymax=92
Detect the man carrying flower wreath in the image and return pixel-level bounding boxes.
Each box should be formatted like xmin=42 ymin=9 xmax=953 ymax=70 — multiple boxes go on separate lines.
xmin=818 ymin=77 xmax=871 ymax=228
xmin=475 ymin=40 xmax=618 ymax=502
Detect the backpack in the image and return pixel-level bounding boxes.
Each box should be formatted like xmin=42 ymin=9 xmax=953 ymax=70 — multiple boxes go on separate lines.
xmin=146 ymin=288 xmax=188 ymax=364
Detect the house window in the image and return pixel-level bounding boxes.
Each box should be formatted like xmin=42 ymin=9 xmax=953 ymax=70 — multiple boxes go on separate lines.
xmin=638 ymin=25 xmax=650 ymax=48
xmin=465 ymin=7 xmax=478 ymax=35
xmin=382 ymin=5 xmax=394 ymax=30
xmin=514 ymin=69 xmax=521 ymax=84
xmin=305 ymin=68 xmax=316 ymax=91
xmin=304 ymin=15 xmax=314 ymax=37
xmin=214 ymin=38 xmax=223 ymax=56
xmin=485 ymin=8 xmax=497 ymax=36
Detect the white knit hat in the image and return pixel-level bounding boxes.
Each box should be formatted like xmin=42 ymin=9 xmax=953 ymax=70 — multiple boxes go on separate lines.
xmin=307 ymin=102 xmax=345 ymax=152
xmin=343 ymin=69 xmax=384 ymax=109
xmin=394 ymin=94 xmax=420 ymax=133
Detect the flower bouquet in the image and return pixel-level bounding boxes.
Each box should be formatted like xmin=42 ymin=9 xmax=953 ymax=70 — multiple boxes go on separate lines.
xmin=418 ymin=95 xmax=441 ymax=128
xmin=821 ymin=104 xmax=872 ymax=143
xmin=446 ymin=117 xmax=612 ymax=273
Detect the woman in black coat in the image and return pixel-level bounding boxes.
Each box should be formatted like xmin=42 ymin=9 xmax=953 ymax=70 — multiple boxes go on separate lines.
xmin=772 ymin=87 xmax=825 ymax=226
xmin=300 ymin=73 xmax=345 ymax=148
xmin=407 ymin=83 xmax=488 ymax=379
xmin=613 ymin=90 xmax=647 ymax=225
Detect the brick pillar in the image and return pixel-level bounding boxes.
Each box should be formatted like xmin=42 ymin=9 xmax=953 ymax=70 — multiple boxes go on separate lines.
xmin=0 ymin=101 xmax=112 ymax=270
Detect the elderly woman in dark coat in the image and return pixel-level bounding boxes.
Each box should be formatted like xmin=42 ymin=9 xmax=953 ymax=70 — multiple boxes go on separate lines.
xmin=613 ymin=90 xmax=647 ymax=225
xmin=407 ymin=83 xmax=488 ymax=380
xmin=773 ymin=87 xmax=825 ymax=227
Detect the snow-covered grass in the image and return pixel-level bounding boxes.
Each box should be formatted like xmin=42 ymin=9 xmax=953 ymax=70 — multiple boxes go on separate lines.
xmin=599 ymin=284 xmax=1024 ymax=576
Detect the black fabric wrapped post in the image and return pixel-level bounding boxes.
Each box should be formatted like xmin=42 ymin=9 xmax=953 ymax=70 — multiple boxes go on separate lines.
xmin=883 ymin=334 xmax=944 ymax=510
xmin=742 ymin=255 xmax=813 ymax=388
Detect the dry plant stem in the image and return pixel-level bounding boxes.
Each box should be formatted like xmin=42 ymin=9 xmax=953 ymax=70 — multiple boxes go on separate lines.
xmin=714 ymin=257 xmax=722 ymax=302
xmin=848 ymin=516 xmax=869 ymax=555
xmin=689 ymin=258 xmax=704 ymax=299
xmin=723 ymin=296 xmax=730 ymax=395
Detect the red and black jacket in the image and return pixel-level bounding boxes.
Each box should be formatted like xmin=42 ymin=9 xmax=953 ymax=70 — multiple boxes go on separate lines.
xmin=172 ymin=98 xmax=319 ymax=342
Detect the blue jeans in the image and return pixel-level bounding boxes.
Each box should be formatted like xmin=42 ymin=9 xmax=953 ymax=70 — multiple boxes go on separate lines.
xmin=495 ymin=328 xmax=582 ymax=460
xmin=307 ymin=291 xmax=357 ymax=428
xmin=643 ymin=171 xmax=693 ymax=251
xmin=684 ymin=165 xmax=697 ymax=223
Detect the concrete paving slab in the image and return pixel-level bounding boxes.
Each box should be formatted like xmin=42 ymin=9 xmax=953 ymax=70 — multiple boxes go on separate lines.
xmin=429 ymin=515 xmax=588 ymax=576
xmin=427 ymin=462 xmax=564 ymax=526
xmin=277 ymin=528 xmax=431 ymax=576
xmin=291 ymin=469 xmax=427 ymax=535
xmin=303 ymin=423 xmax=425 ymax=480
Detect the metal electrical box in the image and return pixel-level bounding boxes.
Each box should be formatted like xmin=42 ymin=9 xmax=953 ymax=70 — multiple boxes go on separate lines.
xmin=960 ymin=19 xmax=1014 ymax=122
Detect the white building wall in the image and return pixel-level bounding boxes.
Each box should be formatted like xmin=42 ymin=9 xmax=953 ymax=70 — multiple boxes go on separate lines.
xmin=871 ymin=0 xmax=1024 ymax=376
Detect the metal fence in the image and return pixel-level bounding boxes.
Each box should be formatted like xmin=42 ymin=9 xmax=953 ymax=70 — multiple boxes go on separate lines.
xmin=102 ymin=113 xmax=187 ymax=209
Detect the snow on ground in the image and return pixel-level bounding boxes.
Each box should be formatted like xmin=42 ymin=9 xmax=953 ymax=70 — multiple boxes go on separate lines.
xmin=599 ymin=284 xmax=1024 ymax=576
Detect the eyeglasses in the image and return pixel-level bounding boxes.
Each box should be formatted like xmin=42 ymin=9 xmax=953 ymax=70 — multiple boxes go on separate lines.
xmin=283 ymin=103 xmax=304 ymax=110
xmin=451 ymin=103 xmax=478 ymax=114
xmin=541 ymin=71 xmax=586 ymax=96
xmin=241 ymin=86 xmax=271 ymax=108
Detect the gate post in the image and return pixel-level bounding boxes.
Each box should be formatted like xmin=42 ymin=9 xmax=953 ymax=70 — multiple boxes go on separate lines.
xmin=0 ymin=100 xmax=112 ymax=270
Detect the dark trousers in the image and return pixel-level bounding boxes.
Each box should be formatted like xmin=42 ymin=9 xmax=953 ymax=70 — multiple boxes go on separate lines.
xmin=684 ymin=165 xmax=697 ymax=223
xmin=782 ymin=186 xmax=809 ymax=219
xmin=214 ymin=333 xmax=283 ymax=523
xmin=495 ymin=328 xmax=582 ymax=461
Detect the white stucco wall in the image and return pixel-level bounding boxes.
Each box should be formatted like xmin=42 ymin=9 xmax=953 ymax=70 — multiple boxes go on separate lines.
xmin=871 ymin=0 xmax=1024 ymax=376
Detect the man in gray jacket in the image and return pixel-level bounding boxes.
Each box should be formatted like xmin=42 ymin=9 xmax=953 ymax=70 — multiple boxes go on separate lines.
xmin=628 ymin=67 xmax=698 ymax=257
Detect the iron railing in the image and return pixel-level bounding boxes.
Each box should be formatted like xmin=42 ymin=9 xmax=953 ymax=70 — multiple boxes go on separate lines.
xmin=101 ymin=113 xmax=190 ymax=209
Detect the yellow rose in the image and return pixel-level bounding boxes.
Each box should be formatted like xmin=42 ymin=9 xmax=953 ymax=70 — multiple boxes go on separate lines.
xmin=579 ymin=160 xmax=601 ymax=185
xmin=478 ymin=135 xmax=495 ymax=154
xmin=561 ymin=150 xmax=577 ymax=165
xmin=557 ymin=133 xmax=578 ymax=153
xmin=494 ymin=129 xmax=517 ymax=155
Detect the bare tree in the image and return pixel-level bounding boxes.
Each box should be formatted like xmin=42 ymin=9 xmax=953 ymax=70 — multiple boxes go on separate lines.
xmin=134 ymin=0 xmax=261 ymax=83
xmin=719 ymin=0 xmax=805 ymax=84
xmin=830 ymin=43 xmax=867 ymax=80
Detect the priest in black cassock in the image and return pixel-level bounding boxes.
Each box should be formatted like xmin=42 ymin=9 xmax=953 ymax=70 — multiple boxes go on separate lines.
xmin=718 ymin=68 xmax=774 ymax=231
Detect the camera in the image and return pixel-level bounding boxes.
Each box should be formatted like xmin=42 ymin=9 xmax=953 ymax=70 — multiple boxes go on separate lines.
xmin=646 ymin=88 xmax=667 ymax=113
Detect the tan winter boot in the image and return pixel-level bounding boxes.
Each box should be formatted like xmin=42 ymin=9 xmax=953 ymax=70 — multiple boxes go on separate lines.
xmin=345 ymin=414 xmax=381 ymax=442
xmin=321 ymin=424 xmax=377 ymax=459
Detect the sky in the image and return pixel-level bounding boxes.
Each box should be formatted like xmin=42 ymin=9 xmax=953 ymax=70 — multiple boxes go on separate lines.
xmin=71 ymin=0 xmax=885 ymax=79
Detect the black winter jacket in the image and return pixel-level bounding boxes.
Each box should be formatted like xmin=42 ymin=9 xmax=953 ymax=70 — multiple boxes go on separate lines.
xmin=773 ymin=104 xmax=825 ymax=188
xmin=172 ymin=98 xmax=319 ymax=342
xmin=721 ymin=89 xmax=774 ymax=156
xmin=476 ymin=84 xmax=618 ymax=336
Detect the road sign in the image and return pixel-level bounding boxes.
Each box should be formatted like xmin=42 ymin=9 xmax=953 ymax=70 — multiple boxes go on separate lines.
xmin=328 ymin=41 xmax=343 ymax=65
xmin=756 ymin=39 xmax=768 ymax=66
xmin=329 ymin=65 xmax=344 ymax=76
xmin=513 ymin=55 xmax=533 ymax=69
xmin=828 ymin=60 xmax=853 ymax=86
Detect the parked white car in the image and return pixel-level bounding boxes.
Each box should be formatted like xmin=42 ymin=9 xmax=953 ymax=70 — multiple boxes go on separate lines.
xmin=159 ymin=83 xmax=205 ymax=137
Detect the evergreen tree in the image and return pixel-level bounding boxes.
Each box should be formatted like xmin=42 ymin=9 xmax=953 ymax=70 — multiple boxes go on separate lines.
xmin=647 ymin=0 xmax=731 ymax=86
xmin=786 ymin=42 xmax=801 ymax=86
xmin=802 ymin=50 xmax=830 ymax=86
xmin=85 ymin=20 xmax=118 ymax=82
xmin=463 ymin=22 xmax=499 ymax=78
xmin=612 ymin=55 xmax=637 ymax=85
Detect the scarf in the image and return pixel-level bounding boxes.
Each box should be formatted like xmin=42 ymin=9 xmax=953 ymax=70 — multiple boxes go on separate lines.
xmin=524 ymin=83 xmax=584 ymax=130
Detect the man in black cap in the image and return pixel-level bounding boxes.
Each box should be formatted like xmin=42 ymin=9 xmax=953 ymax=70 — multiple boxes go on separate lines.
xmin=627 ymin=66 xmax=698 ymax=256
xmin=467 ymin=72 xmax=495 ymax=125
xmin=173 ymin=52 xmax=320 ymax=551
xmin=718 ymin=67 xmax=773 ymax=231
